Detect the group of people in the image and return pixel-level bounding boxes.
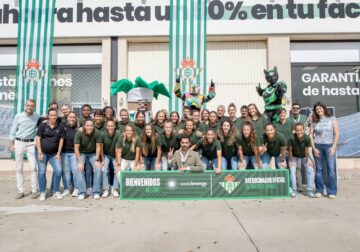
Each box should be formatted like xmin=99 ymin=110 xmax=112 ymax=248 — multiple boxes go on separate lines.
xmin=9 ymin=99 xmax=339 ymax=201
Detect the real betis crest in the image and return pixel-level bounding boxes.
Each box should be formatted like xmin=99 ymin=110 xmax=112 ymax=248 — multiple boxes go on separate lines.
xmin=176 ymin=58 xmax=201 ymax=92
xmin=22 ymin=59 xmax=46 ymax=85
xmin=219 ymin=174 xmax=241 ymax=194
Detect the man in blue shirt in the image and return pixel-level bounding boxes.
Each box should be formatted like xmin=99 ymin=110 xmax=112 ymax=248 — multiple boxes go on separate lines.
xmin=9 ymin=99 xmax=40 ymax=199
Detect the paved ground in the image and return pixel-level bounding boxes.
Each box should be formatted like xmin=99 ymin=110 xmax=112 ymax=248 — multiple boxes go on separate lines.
xmin=0 ymin=173 xmax=359 ymax=252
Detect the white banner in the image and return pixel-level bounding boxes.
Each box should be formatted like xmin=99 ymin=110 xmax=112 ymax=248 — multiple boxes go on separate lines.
xmin=0 ymin=0 xmax=360 ymax=38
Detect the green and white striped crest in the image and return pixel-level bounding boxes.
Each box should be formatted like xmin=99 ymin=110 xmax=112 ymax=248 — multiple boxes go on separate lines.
xmin=15 ymin=0 xmax=56 ymax=115
xmin=169 ymin=0 xmax=207 ymax=114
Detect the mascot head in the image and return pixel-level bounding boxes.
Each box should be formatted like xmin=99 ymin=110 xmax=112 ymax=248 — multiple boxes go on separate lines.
xmin=264 ymin=66 xmax=279 ymax=85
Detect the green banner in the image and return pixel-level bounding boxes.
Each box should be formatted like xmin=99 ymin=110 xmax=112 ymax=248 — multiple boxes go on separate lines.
xmin=15 ymin=0 xmax=56 ymax=115
xmin=120 ymin=170 xmax=290 ymax=200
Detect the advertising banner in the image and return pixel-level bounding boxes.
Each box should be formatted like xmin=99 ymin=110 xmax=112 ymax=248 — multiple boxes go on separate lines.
xmin=120 ymin=170 xmax=290 ymax=200
xmin=1 ymin=1 xmax=360 ymax=38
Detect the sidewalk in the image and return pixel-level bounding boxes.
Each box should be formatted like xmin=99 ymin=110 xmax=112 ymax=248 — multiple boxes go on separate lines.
xmin=0 ymin=175 xmax=359 ymax=252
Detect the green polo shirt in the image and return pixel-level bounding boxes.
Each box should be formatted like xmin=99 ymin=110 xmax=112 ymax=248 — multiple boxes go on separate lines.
xmin=238 ymin=135 xmax=262 ymax=157
xmin=287 ymin=114 xmax=307 ymax=125
xmin=181 ymin=131 xmax=201 ymax=145
xmin=78 ymin=116 xmax=92 ymax=127
xmin=153 ymin=122 xmax=164 ymax=134
xmin=101 ymin=131 xmax=121 ymax=158
xmin=262 ymin=132 xmax=287 ymax=157
xmin=116 ymin=136 xmax=141 ymax=160
xmin=94 ymin=121 xmax=106 ymax=132
xmin=133 ymin=123 xmax=145 ymax=136
xmin=206 ymin=122 xmax=220 ymax=133
xmin=159 ymin=133 xmax=179 ymax=153
xmin=74 ymin=129 xmax=102 ymax=154
xmin=234 ymin=117 xmax=247 ymax=131
xmin=288 ymin=135 xmax=311 ymax=158
xmin=116 ymin=121 xmax=134 ymax=135
xmin=142 ymin=137 xmax=162 ymax=158
xmin=195 ymin=139 xmax=221 ymax=160
xmin=220 ymin=135 xmax=241 ymax=159
xmin=252 ymin=115 xmax=267 ymax=137
xmin=275 ymin=120 xmax=295 ymax=144
xmin=194 ymin=122 xmax=207 ymax=134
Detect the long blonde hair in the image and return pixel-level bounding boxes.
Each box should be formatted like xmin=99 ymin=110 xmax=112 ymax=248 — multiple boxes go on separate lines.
xmin=122 ymin=124 xmax=137 ymax=153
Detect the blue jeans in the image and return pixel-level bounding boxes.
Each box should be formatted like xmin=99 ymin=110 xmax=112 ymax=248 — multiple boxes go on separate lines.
xmin=261 ymin=153 xmax=282 ymax=169
xmin=222 ymin=156 xmax=239 ymax=170
xmin=85 ymin=159 xmax=93 ymax=188
xmin=290 ymin=157 xmax=315 ymax=192
xmin=243 ymin=155 xmax=259 ymax=169
xmin=61 ymin=152 xmax=78 ymax=191
xmin=143 ymin=156 xmax=157 ymax=170
xmin=77 ymin=153 xmax=101 ymax=195
xmin=314 ymin=144 xmax=337 ymax=195
xmin=201 ymin=156 xmax=226 ymax=170
xmin=102 ymin=155 xmax=120 ymax=191
xmin=36 ymin=152 xmax=62 ymax=193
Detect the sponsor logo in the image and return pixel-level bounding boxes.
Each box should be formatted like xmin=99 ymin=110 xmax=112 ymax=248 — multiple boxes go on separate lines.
xmin=219 ymin=174 xmax=241 ymax=194
xmin=167 ymin=178 xmax=177 ymax=191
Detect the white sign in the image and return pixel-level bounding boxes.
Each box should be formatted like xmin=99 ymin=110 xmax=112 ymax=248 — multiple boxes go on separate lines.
xmin=0 ymin=0 xmax=360 ymax=38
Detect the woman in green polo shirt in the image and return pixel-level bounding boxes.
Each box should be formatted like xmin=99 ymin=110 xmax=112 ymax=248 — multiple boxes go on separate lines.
xmin=260 ymin=122 xmax=287 ymax=169
xmin=93 ymin=110 xmax=106 ymax=131
xmin=100 ymin=120 xmax=121 ymax=198
xmin=153 ymin=110 xmax=167 ymax=134
xmin=141 ymin=124 xmax=162 ymax=170
xmin=201 ymin=109 xmax=210 ymax=125
xmin=206 ymin=111 xmax=219 ymax=132
xmin=289 ymin=123 xmax=315 ymax=198
xmin=170 ymin=111 xmax=181 ymax=133
xmin=193 ymin=129 xmax=223 ymax=173
xmin=74 ymin=119 xmax=102 ymax=200
xmin=248 ymin=103 xmax=267 ymax=137
xmin=218 ymin=119 xmax=240 ymax=170
xmin=159 ymin=121 xmax=179 ymax=171
xmin=179 ymin=119 xmax=202 ymax=147
xmin=116 ymin=124 xmax=141 ymax=171
xmin=238 ymin=121 xmax=261 ymax=170
xmin=134 ymin=111 xmax=146 ymax=136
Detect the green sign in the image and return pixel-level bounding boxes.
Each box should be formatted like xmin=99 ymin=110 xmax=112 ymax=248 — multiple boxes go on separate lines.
xmin=120 ymin=170 xmax=290 ymax=200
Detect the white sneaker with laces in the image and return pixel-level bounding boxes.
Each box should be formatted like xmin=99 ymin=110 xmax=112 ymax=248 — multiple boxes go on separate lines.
xmin=101 ymin=189 xmax=109 ymax=198
xmin=53 ymin=192 xmax=63 ymax=200
xmin=93 ymin=194 xmax=100 ymax=200
xmin=86 ymin=188 xmax=93 ymax=196
xmin=62 ymin=190 xmax=70 ymax=197
xmin=112 ymin=188 xmax=120 ymax=198
xmin=72 ymin=189 xmax=79 ymax=197
xmin=39 ymin=192 xmax=46 ymax=201
xmin=78 ymin=194 xmax=85 ymax=200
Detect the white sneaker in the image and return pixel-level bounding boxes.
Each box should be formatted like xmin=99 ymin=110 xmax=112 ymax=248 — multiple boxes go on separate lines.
xmin=93 ymin=194 xmax=100 ymax=200
xmin=86 ymin=188 xmax=93 ymax=196
xmin=101 ymin=189 xmax=109 ymax=198
xmin=62 ymin=190 xmax=70 ymax=197
xmin=328 ymin=194 xmax=336 ymax=199
xmin=39 ymin=192 xmax=46 ymax=201
xmin=78 ymin=194 xmax=85 ymax=200
xmin=315 ymin=192 xmax=322 ymax=198
xmin=112 ymin=188 xmax=120 ymax=198
xmin=71 ymin=189 xmax=79 ymax=197
xmin=53 ymin=192 xmax=63 ymax=200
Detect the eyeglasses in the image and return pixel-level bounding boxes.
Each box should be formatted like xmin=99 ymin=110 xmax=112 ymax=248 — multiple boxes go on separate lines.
xmin=292 ymin=107 xmax=300 ymax=110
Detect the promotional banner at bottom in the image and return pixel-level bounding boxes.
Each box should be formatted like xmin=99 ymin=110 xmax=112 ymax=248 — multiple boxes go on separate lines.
xmin=120 ymin=170 xmax=290 ymax=200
